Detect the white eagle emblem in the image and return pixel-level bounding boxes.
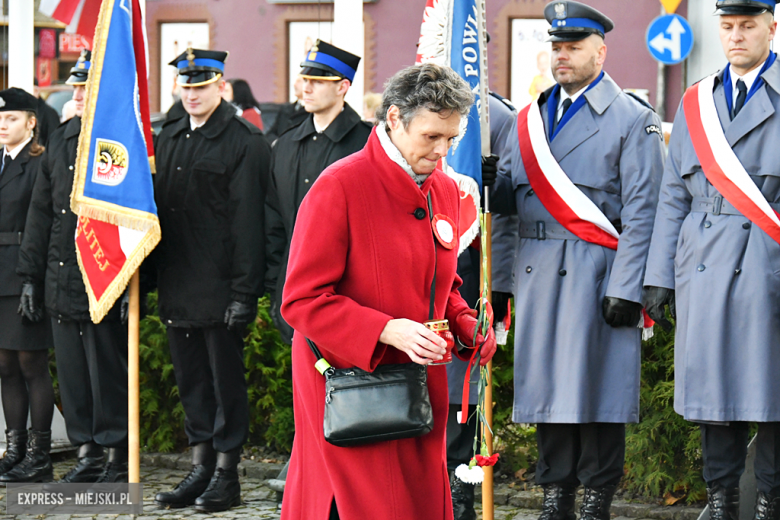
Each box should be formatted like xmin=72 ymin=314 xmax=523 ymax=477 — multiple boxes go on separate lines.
xmin=0 ymin=97 xmax=5 ymax=109
xmin=555 ymin=3 xmax=567 ymax=19
xmin=416 ymin=0 xmax=449 ymax=66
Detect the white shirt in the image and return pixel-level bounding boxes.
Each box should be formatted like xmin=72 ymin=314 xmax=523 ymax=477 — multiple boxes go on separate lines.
xmin=557 ymin=85 xmax=588 ymax=122
xmin=3 ymin=135 xmax=33 ymax=163
xmin=730 ymin=64 xmax=763 ymax=102
xmin=189 ymin=117 xmax=206 ymax=131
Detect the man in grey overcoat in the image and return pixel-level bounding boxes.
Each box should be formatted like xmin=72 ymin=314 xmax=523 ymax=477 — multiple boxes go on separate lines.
xmin=491 ymin=3 xmax=664 ymax=520
xmin=644 ymin=2 xmax=780 ymax=520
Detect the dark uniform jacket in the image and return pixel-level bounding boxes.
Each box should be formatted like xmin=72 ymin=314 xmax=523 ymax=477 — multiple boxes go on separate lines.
xmin=154 ymin=100 xmax=271 ymax=327
xmin=264 ymin=103 xmax=371 ymax=342
xmin=36 ymin=97 xmax=61 ymax=148
xmin=265 ymin=101 xmax=308 ymax=143
xmin=1 ymin=141 xmax=43 ymax=297
xmin=17 ymin=117 xmax=119 ymax=321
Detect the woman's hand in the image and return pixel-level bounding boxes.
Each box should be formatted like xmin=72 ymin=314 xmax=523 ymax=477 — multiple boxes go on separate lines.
xmin=379 ymin=319 xmax=448 ymax=365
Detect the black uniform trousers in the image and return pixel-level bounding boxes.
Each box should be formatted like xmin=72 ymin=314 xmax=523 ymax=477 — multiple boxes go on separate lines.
xmin=167 ymin=327 xmax=248 ymax=453
xmin=536 ymin=423 xmax=626 ymax=488
xmin=701 ymin=422 xmax=780 ymax=494
xmin=51 ymin=317 xmax=128 ymax=448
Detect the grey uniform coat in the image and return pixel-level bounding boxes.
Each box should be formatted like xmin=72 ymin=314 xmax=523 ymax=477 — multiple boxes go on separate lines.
xmin=644 ymin=61 xmax=780 ymax=423
xmin=492 ymin=73 xmax=664 ymax=423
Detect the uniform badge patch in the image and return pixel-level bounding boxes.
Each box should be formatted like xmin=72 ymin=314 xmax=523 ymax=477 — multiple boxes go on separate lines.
xmin=555 ymin=3 xmax=567 ymax=19
xmin=92 ymin=138 xmax=129 ymax=186
xmin=645 ymin=125 xmax=663 ymax=138
xmin=432 ymin=214 xmax=457 ymax=250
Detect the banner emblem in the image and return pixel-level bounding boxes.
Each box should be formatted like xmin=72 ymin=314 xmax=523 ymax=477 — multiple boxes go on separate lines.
xmin=93 ymin=139 xmax=129 ymax=186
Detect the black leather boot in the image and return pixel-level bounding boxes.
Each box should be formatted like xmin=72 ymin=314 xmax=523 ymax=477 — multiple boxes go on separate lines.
xmin=580 ymin=484 xmax=618 ymax=520
xmin=155 ymin=443 xmax=216 ymax=509
xmin=450 ymin=472 xmax=477 ymax=520
xmin=0 ymin=430 xmax=53 ymax=483
xmin=539 ymin=484 xmax=577 ymax=520
xmin=194 ymin=449 xmax=242 ymax=512
xmin=755 ymin=491 xmax=780 ymax=520
xmin=0 ymin=430 xmax=27 ymax=476
xmin=708 ymin=486 xmax=740 ymax=520
xmin=94 ymin=447 xmax=128 ymax=483
xmin=57 ymin=442 xmax=105 ymax=483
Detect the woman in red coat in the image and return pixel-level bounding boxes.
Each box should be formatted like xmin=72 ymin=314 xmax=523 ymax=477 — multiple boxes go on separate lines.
xmin=281 ymin=64 xmax=498 ymax=520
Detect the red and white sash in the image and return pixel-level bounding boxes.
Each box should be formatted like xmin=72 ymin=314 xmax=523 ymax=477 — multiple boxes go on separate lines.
xmin=517 ymin=101 xmax=620 ymax=250
xmin=683 ymin=74 xmax=780 ymax=244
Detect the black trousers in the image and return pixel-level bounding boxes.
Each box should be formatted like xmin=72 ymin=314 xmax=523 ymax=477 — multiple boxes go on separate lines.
xmin=536 ymin=423 xmax=626 ymax=488
xmin=50 ymin=317 xmax=128 ymax=448
xmin=167 ymin=327 xmax=248 ymax=453
xmin=447 ymin=404 xmax=479 ymax=471
xmin=701 ymin=422 xmax=780 ymax=494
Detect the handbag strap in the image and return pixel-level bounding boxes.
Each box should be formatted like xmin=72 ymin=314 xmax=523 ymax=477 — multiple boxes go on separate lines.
xmin=307 ymin=192 xmax=439 ymax=375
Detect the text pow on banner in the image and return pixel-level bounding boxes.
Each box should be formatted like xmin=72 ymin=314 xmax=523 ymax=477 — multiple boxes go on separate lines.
xmin=71 ymin=0 xmax=160 ymax=323
xmin=416 ymin=0 xmax=489 ymax=255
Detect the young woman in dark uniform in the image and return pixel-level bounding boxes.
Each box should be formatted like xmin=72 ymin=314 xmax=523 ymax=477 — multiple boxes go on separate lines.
xmin=0 ymin=88 xmax=54 ymax=483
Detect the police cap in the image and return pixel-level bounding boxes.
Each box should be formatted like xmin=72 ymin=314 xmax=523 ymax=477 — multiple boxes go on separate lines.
xmin=169 ymin=48 xmax=228 ymax=88
xmin=66 ymin=50 xmax=91 ymax=86
xmin=300 ymin=40 xmax=361 ymax=83
xmin=715 ymin=0 xmax=778 ymax=15
xmin=0 ymin=88 xmax=38 ymax=114
xmin=544 ymin=1 xmax=615 ymax=42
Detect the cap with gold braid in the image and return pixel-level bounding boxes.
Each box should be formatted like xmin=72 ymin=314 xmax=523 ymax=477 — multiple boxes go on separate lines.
xmin=300 ymin=40 xmax=361 ymax=82
xmin=169 ymin=47 xmax=228 ymax=87
xmin=66 ymin=50 xmax=92 ymax=86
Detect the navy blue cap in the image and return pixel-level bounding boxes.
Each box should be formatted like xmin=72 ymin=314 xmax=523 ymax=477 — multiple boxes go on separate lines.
xmin=0 ymin=88 xmax=38 ymax=113
xmin=300 ymin=40 xmax=361 ymax=82
xmin=66 ymin=50 xmax=91 ymax=86
xmin=544 ymin=1 xmax=615 ymax=42
xmin=169 ymin=48 xmax=228 ymax=87
xmin=715 ymin=0 xmax=778 ymax=14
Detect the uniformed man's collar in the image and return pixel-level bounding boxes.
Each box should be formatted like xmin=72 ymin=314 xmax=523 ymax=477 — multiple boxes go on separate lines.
xmin=64 ymin=116 xmax=81 ymax=139
xmin=582 ymin=72 xmax=621 ymax=115
xmin=168 ymin=100 xmax=234 ymax=139
xmin=714 ymin=57 xmax=780 ymax=95
xmin=292 ymin=102 xmax=363 ymax=143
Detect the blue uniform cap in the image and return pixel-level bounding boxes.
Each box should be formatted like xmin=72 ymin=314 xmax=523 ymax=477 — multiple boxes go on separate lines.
xmin=169 ymin=48 xmax=229 ymax=88
xmin=544 ymin=1 xmax=614 ymax=42
xmin=300 ymin=40 xmax=361 ymax=83
xmin=66 ymin=50 xmax=91 ymax=86
xmin=715 ymin=0 xmax=779 ymax=15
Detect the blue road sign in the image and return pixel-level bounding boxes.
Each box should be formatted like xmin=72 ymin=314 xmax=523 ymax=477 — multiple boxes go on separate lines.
xmin=646 ymin=14 xmax=694 ymax=65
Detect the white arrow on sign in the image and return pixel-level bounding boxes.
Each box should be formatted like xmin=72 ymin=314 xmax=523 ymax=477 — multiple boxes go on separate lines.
xmin=649 ymin=16 xmax=686 ymax=61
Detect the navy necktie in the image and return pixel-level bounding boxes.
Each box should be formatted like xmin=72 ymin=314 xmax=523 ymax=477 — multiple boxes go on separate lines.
xmin=733 ymin=79 xmax=747 ymax=119
xmin=553 ymin=98 xmax=573 ymax=135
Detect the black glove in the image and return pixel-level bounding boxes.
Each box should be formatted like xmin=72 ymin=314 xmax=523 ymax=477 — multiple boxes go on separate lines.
xmin=224 ymin=300 xmax=256 ymax=332
xmin=643 ymin=286 xmax=676 ymax=332
xmin=120 ymin=290 xmax=148 ymax=324
xmin=481 ymin=154 xmax=499 ymax=187
xmin=18 ymin=282 xmax=43 ymax=323
xmin=491 ymin=291 xmax=512 ymax=323
xmin=602 ymin=296 xmax=642 ymax=328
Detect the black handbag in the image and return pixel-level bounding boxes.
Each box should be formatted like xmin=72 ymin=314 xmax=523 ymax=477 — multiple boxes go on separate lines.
xmin=306 ymin=194 xmax=439 ymax=447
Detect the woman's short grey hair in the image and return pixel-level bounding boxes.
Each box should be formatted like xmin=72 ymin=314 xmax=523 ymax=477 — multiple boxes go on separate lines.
xmin=376 ymin=63 xmax=475 ymax=127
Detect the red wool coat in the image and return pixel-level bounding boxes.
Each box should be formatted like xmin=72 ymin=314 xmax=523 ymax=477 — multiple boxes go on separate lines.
xmin=280 ymin=129 xmax=472 ymax=520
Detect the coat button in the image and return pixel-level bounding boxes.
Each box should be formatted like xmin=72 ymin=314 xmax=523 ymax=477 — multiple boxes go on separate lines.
xmin=186 ymin=134 xmax=190 ymax=138
xmin=526 ymin=189 xmax=535 ymax=197
xmin=743 ymin=222 xmax=751 ymax=229
xmin=526 ymin=266 xmax=532 ymax=273
xmin=313 ymin=135 xmax=318 ymax=141
xmin=735 ymin=268 xmax=742 ymax=275
xmin=559 ymin=269 xmax=567 ymax=276
xmin=414 ymin=208 xmax=426 ymax=220
xmin=697 ymin=264 xmax=705 ymax=272
xmin=704 ymin=221 xmax=712 ymax=228
xmin=304 ymin=179 xmax=310 ymax=184
xmin=167 ymin=320 xmax=172 ymax=324
xmin=69 ymin=165 xmax=74 ymax=170
xmin=59 ymin=262 xmax=64 ymax=266
xmin=61 ymin=209 xmax=66 ymax=214
xmin=177 ymin=166 xmax=182 ymax=171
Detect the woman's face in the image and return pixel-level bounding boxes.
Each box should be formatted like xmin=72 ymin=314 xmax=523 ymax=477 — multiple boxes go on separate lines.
xmin=386 ymin=106 xmax=462 ymax=175
xmin=222 ymin=81 xmax=234 ymax=102
xmin=0 ymin=111 xmax=34 ymax=148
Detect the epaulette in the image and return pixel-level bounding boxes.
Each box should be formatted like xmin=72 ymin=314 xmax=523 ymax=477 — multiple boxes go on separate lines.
xmin=489 ymin=91 xmax=517 ymax=113
xmin=623 ymin=90 xmax=656 ymax=112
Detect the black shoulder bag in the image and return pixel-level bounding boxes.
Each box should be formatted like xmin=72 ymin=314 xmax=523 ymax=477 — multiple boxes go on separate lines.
xmin=305 ymin=194 xmax=439 ymax=447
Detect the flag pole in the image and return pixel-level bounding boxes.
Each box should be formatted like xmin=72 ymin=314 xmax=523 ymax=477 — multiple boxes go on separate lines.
xmin=476 ymin=0 xmax=494 ymax=517
xmin=128 ymin=270 xmax=140 ymax=484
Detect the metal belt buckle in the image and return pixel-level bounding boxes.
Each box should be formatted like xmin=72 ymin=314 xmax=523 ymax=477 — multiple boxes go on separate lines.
xmin=712 ymin=196 xmax=723 ymax=216
xmin=536 ymin=221 xmax=546 ymax=240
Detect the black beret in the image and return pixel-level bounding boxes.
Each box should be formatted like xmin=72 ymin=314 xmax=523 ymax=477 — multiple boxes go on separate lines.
xmin=0 ymin=88 xmax=38 ymax=114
